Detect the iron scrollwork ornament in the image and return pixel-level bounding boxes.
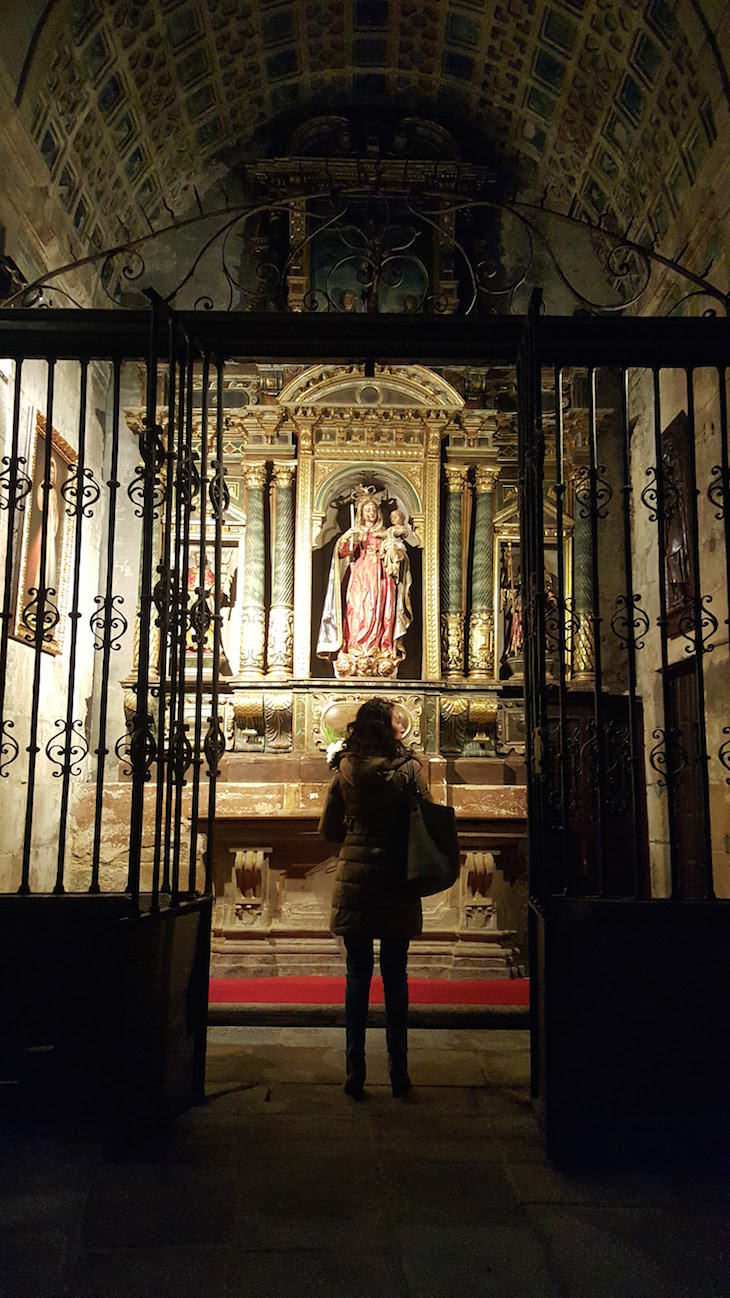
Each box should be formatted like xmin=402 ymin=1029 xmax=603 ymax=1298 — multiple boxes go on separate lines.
xmin=610 ymin=593 xmax=650 ymax=651
xmin=128 ymin=711 xmax=157 ymax=781
xmin=127 ymin=463 xmax=165 ymax=518
xmin=168 ymin=719 xmax=193 ymax=782
xmin=21 ymin=587 xmax=60 ymax=642
xmin=719 ymin=727 xmax=730 ymax=785
xmin=127 ymin=420 xmax=166 ymax=518
xmin=60 ymin=463 xmax=100 ymax=518
xmin=153 ymin=566 xmax=175 ymax=629
xmin=0 ymin=456 xmax=32 ymax=511
xmin=176 ymin=444 xmax=200 ymax=506
xmin=677 ymin=594 xmax=718 ymax=654
xmin=574 ymin=465 xmax=613 ymax=520
xmin=209 ymin=459 xmax=230 ymax=518
xmin=648 ymin=726 xmax=686 ymax=787
xmin=188 ymin=587 xmax=213 ymax=645
xmin=90 ymin=593 xmax=128 ymax=651
xmin=114 ymin=726 xmax=133 ymax=777
xmin=544 ymin=594 xmax=576 ymax=657
xmin=204 ymin=714 xmax=226 ymax=776
xmin=640 ymin=465 xmax=659 ymax=521
xmin=0 ymin=718 xmax=19 ymax=776
xmin=707 ymin=464 xmax=727 ymax=519
xmin=45 ymin=717 xmax=89 ymax=778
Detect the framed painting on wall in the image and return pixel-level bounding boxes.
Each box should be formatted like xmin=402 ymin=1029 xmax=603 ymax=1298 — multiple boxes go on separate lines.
xmin=13 ymin=413 xmax=77 ymax=655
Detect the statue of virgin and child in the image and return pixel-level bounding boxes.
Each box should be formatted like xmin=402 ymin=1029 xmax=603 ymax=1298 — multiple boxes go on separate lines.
xmin=316 ymin=493 xmax=415 ymax=678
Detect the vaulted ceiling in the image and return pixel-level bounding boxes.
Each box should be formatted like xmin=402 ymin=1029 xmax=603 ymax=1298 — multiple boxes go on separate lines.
xmin=11 ymin=0 xmax=730 ymax=273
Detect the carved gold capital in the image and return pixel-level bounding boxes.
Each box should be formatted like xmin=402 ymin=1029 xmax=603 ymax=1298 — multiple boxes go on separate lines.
xmin=474 ymin=464 xmax=500 ymax=494
xmin=243 ymin=462 xmax=268 ymax=490
xmin=468 ymin=611 xmax=495 ymax=678
xmin=441 ymin=611 xmax=465 ymax=677
xmin=443 ymin=463 xmax=469 ymax=493
xmin=239 ymin=606 xmax=266 ymax=675
xmin=271 ymin=462 xmax=296 ymax=490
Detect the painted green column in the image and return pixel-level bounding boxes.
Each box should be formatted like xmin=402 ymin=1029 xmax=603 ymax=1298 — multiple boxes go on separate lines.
xmin=468 ymin=464 xmax=499 ymax=679
xmin=441 ymin=462 xmax=468 ymax=677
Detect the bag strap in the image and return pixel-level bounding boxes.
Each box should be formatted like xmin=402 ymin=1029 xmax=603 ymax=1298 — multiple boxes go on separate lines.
xmin=404 ymin=758 xmax=421 ymax=802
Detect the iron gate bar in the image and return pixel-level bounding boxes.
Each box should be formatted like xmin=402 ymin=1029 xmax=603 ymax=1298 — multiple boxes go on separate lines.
xmin=650 ymin=368 xmax=681 ymax=898
xmin=552 ymin=365 xmax=570 ymax=894
xmin=152 ymin=324 xmax=178 ymax=910
xmin=587 ymin=369 xmax=606 ymax=895
xmin=164 ymin=339 xmax=188 ymax=901
xmin=517 ymin=291 xmax=549 ymax=908
xmin=127 ymin=301 xmax=161 ymax=912
xmin=90 ymin=359 xmax=123 ymax=894
xmin=719 ymin=369 xmax=730 ymax=617
xmin=54 ymin=358 xmax=90 ymax=894
xmin=21 ymin=359 xmax=56 ymax=894
xmin=171 ymin=335 xmax=197 ymax=905
xmin=189 ymin=351 xmax=210 ymax=894
xmin=204 ymin=358 xmax=226 ymax=896
xmin=619 ymin=368 xmax=645 ymax=900
xmin=718 ymin=369 xmax=730 ymax=790
xmin=0 ymin=362 xmax=25 ymax=786
xmin=684 ymin=368 xmax=714 ymax=898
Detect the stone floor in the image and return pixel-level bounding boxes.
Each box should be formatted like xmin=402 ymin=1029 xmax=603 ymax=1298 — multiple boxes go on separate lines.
xmin=2 ymin=1026 xmax=730 ymax=1297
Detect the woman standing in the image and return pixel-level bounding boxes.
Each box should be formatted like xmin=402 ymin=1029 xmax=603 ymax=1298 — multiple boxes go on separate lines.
xmin=319 ymin=698 xmax=429 ymax=1099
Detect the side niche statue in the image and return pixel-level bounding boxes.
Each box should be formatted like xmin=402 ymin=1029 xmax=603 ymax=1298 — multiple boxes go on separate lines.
xmin=317 ymin=494 xmax=414 ymax=678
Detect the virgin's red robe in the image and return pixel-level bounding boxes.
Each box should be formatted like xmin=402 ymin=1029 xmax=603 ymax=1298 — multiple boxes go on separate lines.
xmin=339 ymin=530 xmax=396 ymax=652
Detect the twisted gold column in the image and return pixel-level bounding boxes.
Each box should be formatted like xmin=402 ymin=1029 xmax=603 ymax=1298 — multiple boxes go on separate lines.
xmin=240 ymin=462 xmax=267 ymax=676
xmin=267 ymin=462 xmax=295 ymax=678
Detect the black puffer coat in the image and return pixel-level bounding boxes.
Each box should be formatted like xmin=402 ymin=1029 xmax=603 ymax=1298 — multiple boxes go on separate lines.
xmin=318 ymin=752 xmax=429 ymax=939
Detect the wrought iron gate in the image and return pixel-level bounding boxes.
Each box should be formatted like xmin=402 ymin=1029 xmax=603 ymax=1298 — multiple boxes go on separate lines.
xmin=0 ymin=299 xmax=728 ymax=1146
xmin=0 ymin=301 xmax=227 ymax=904
xmin=516 ymin=291 xmax=729 ymax=904
xmin=516 ymin=292 xmax=730 ymax=1161
xmin=0 ymin=302 xmax=231 ymax=1121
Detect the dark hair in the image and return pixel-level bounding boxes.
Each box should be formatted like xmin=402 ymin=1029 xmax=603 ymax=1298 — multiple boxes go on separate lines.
xmin=336 ymin=698 xmax=406 ymax=766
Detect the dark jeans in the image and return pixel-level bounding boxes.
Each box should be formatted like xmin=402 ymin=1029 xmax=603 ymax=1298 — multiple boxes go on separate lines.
xmin=344 ymin=935 xmax=409 ymax=1077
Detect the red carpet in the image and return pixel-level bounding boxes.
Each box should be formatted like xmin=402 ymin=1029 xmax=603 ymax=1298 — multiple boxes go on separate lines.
xmin=209 ymin=976 xmax=529 ymax=1006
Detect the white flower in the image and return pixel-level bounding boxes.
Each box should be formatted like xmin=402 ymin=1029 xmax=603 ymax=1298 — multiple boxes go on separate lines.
xmin=326 ymin=739 xmax=344 ymax=766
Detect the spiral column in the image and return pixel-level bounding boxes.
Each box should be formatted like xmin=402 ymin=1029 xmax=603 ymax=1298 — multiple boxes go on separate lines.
xmin=267 ymin=461 xmax=295 ymax=678
xmin=441 ymin=462 xmax=468 ymax=677
xmin=468 ymin=464 xmax=499 ymax=679
xmin=240 ymin=462 xmax=267 ymax=677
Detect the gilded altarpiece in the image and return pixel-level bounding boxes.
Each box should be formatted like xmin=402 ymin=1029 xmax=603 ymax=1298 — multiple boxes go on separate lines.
xmin=124 ymin=361 xmax=537 ymax=980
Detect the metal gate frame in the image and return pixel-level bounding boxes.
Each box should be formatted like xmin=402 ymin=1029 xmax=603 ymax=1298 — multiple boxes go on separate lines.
xmin=0 ymin=302 xmax=728 ymax=1151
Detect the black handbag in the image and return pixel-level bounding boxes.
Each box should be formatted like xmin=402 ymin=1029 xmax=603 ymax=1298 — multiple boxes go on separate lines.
xmin=405 ymin=762 xmax=461 ymax=897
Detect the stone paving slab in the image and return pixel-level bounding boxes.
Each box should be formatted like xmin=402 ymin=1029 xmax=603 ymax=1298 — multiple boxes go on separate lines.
xmin=2 ymin=1026 xmax=730 ymax=1298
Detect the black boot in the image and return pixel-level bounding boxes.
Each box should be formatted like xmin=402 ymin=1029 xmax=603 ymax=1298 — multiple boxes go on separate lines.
xmin=381 ymin=938 xmax=411 ymax=1098
xmin=344 ymin=937 xmax=373 ymax=1100
xmin=388 ymin=1053 xmax=411 ymax=1098
xmin=344 ymin=1052 xmax=366 ymax=1099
